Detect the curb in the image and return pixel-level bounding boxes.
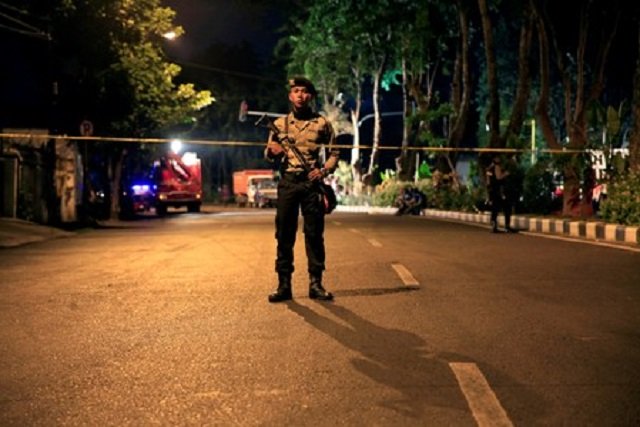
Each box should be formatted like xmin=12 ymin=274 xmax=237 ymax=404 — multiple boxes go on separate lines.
xmin=424 ymin=209 xmax=639 ymax=246
xmin=0 ymin=217 xmax=75 ymax=248
xmin=334 ymin=205 xmax=639 ymax=246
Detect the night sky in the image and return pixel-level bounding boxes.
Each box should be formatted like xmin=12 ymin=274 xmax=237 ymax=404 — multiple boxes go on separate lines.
xmin=162 ymin=0 xmax=283 ymax=61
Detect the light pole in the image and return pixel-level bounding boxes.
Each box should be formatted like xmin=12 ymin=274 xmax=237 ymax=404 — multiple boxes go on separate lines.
xmin=530 ymin=118 xmax=537 ymax=165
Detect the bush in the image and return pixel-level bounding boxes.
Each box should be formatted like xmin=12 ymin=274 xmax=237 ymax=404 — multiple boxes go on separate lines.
xmin=341 ymin=193 xmax=373 ymax=207
xmin=424 ymin=175 xmax=480 ymax=212
xmin=521 ymin=159 xmax=557 ymax=214
xmin=599 ymin=170 xmax=640 ymax=226
xmin=371 ymin=179 xmax=409 ymax=207
xmin=367 ymin=176 xmax=480 ymax=212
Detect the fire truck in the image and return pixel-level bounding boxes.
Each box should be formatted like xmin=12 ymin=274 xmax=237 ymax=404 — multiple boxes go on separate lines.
xmin=121 ymin=151 xmax=202 ymax=217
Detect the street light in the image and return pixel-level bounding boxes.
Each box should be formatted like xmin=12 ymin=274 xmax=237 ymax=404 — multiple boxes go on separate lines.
xmin=162 ymin=31 xmax=178 ymax=40
xmin=171 ymin=139 xmax=182 ymax=154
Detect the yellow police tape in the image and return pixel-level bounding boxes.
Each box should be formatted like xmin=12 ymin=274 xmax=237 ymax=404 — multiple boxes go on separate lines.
xmin=0 ymin=132 xmax=587 ymax=154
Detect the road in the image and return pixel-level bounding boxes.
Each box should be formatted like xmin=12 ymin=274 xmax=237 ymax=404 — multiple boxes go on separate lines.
xmin=1 ymin=210 xmax=639 ymax=426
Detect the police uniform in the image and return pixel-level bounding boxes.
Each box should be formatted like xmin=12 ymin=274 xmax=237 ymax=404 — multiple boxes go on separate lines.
xmin=264 ymin=77 xmax=339 ymax=302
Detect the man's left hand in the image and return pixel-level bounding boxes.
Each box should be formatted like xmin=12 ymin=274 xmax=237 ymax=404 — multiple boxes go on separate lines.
xmin=308 ymin=168 xmax=324 ymax=181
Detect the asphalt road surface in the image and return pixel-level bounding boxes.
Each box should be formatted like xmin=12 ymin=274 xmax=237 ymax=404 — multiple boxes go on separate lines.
xmin=1 ymin=210 xmax=639 ymax=426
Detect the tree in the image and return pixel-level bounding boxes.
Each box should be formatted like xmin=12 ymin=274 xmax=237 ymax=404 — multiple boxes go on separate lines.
xmin=392 ymin=0 xmax=467 ymax=183
xmin=393 ymin=1 xmax=446 ymax=181
xmin=357 ymin=1 xmax=395 ymax=181
xmin=56 ymin=0 xmax=213 ymax=218
xmin=281 ymin=0 xmax=636 ymax=217
xmin=477 ymin=0 xmax=535 ymax=152
xmin=532 ymin=0 xmax=621 ymax=216
xmin=478 ymin=0 xmax=501 ymax=149
xmin=445 ymin=0 xmax=473 ymax=178
xmin=630 ymin=19 xmax=640 ymax=171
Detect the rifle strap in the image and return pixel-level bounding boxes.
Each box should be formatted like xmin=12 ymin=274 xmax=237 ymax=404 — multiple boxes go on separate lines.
xmin=283 ymin=114 xmax=289 ymax=171
xmin=284 ymin=112 xmax=289 ymax=140
xmin=283 ymin=113 xmax=310 ymax=173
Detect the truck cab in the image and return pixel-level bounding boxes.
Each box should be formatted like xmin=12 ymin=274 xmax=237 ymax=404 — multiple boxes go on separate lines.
xmin=233 ymin=169 xmax=277 ymax=207
xmin=153 ymin=152 xmax=202 ymax=215
xmin=121 ymin=151 xmax=202 ymax=217
xmin=254 ymin=179 xmax=278 ymax=208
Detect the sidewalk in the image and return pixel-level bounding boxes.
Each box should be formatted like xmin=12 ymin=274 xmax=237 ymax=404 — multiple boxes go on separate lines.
xmin=0 ymin=217 xmax=75 ymax=248
xmin=1 ymin=208 xmax=638 ymax=249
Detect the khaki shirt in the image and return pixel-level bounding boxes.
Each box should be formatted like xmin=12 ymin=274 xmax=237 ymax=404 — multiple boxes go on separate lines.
xmin=265 ymin=112 xmax=339 ymax=173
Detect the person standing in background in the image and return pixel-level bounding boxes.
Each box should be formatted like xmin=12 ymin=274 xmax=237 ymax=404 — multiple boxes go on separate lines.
xmin=486 ymin=155 xmax=516 ymax=233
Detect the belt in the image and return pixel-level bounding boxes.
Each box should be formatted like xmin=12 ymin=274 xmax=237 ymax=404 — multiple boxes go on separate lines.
xmin=283 ymin=170 xmax=308 ymax=182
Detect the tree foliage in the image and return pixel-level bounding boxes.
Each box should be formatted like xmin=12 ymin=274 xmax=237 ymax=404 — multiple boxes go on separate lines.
xmin=281 ymin=0 xmax=638 ymax=219
xmin=52 ymin=0 xmax=214 ymax=219
xmin=56 ymin=0 xmax=212 ymax=136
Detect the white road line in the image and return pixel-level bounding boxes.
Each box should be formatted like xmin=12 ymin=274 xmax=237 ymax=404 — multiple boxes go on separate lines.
xmin=368 ymin=238 xmax=383 ymax=247
xmin=449 ymin=362 xmax=513 ymax=427
xmin=349 ymin=228 xmax=362 ymax=234
xmin=332 ymin=221 xmax=342 ymax=226
xmin=391 ymin=263 xmax=419 ymax=287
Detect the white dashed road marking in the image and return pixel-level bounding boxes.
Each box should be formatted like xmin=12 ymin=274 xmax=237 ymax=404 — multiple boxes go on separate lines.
xmin=348 ymin=228 xmax=381 ymax=247
xmin=368 ymin=238 xmax=383 ymax=247
xmin=449 ymin=362 xmax=513 ymax=427
xmin=391 ymin=263 xmax=419 ymax=287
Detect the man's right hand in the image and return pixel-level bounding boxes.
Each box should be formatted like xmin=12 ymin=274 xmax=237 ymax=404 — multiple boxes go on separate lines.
xmin=267 ymin=142 xmax=284 ymax=157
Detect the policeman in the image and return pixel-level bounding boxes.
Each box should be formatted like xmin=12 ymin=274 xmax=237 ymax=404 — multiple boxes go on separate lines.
xmin=264 ymin=76 xmax=339 ymax=302
xmin=486 ymin=154 xmax=514 ymax=233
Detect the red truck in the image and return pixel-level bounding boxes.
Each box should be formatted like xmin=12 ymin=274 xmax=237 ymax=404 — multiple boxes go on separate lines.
xmin=122 ymin=151 xmax=202 ymax=216
xmin=232 ymin=169 xmax=277 ymax=207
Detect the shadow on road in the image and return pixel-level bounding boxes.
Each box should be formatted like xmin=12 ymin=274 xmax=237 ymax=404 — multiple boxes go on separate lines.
xmin=332 ymin=286 xmax=419 ymax=298
xmin=286 ymin=300 xmax=471 ymax=420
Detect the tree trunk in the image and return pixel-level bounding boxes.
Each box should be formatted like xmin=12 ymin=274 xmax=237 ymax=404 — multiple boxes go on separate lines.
xmin=367 ymin=52 xmax=388 ymax=178
xmin=109 ymin=147 xmax=126 ymax=219
xmin=532 ymin=2 xmax=561 ymax=151
xmin=502 ymin=3 xmax=533 ymax=146
xmin=478 ymin=0 xmax=501 ymax=149
xmin=449 ymin=3 xmax=471 ymax=168
xmin=350 ymin=67 xmax=363 ymax=195
xmin=396 ymin=54 xmax=413 ymax=181
xmin=630 ymin=24 xmax=640 ymax=172
xmin=350 ymin=70 xmax=363 ymax=168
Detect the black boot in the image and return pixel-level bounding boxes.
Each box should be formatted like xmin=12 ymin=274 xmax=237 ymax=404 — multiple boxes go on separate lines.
xmin=505 ymin=215 xmax=517 ymax=232
xmin=268 ymin=273 xmax=292 ymax=303
xmin=309 ymin=274 xmax=333 ymax=301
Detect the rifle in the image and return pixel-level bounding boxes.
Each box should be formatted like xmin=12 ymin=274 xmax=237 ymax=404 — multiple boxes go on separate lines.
xmin=255 ymin=114 xmax=336 ymax=214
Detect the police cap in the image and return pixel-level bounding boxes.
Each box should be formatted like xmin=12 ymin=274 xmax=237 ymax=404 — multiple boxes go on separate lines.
xmin=288 ymin=76 xmax=317 ymax=96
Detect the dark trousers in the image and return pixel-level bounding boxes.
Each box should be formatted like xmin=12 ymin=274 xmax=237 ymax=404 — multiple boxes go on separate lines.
xmin=275 ymin=173 xmax=325 ymax=277
xmin=489 ymin=189 xmax=512 ymax=228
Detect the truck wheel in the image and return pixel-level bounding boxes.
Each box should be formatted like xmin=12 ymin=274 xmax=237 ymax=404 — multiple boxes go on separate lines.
xmin=156 ymin=204 xmax=167 ymax=216
xmin=187 ymin=203 xmax=200 ymax=213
